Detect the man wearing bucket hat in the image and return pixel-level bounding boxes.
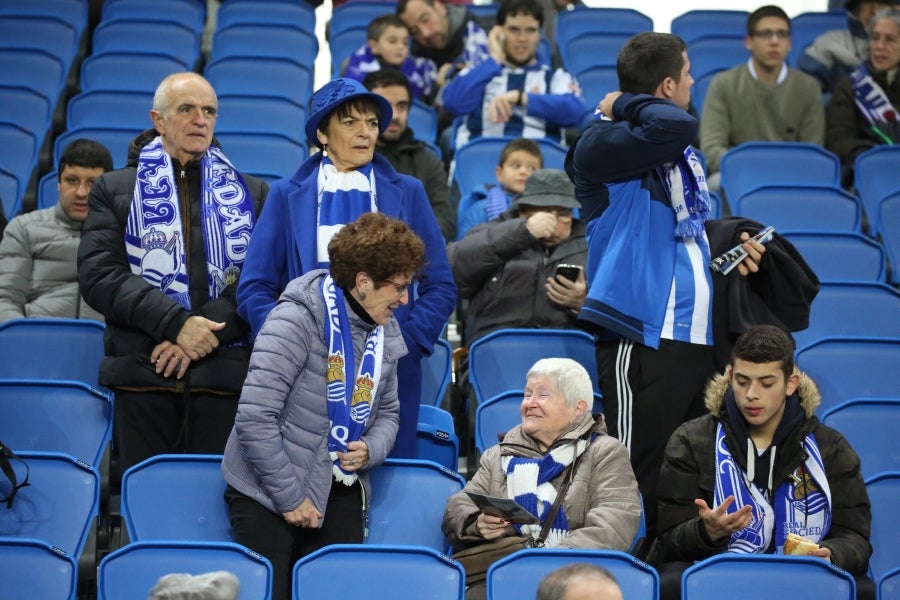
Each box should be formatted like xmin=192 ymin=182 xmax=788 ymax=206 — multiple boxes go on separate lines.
xmin=448 ymin=168 xmax=587 ymax=462
xmin=237 ymin=78 xmax=456 ymax=460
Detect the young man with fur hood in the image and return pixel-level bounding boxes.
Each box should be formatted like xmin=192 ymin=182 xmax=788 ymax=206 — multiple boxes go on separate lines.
xmin=647 ymin=325 xmax=874 ymax=600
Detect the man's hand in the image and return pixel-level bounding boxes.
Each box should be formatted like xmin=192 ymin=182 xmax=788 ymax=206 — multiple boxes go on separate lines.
xmin=695 ymin=495 xmax=753 ymax=542
xmin=176 ymin=315 xmax=225 ymax=360
xmin=488 ymin=25 xmax=506 ymax=65
xmin=807 ymin=546 xmax=832 ymax=562
xmin=283 ymin=498 xmax=323 ymax=528
xmin=545 ymin=266 xmax=586 ymax=311
xmin=598 ymin=91 xmax=623 ymax=119
xmin=151 ymin=340 xmax=192 ymax=379
xmin=475 ymin=513 xmax=513 ymax=540
xmin=525 ymin=212 xmax=558 ymax=240
xmin=489 ymin=90 xmax=520 ymax=123
xmin=736 ymin=231 xmax=767 ymax=276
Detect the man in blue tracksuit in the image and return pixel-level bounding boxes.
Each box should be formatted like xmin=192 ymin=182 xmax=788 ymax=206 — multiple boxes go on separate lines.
xmin=564 ymin=32 xmax=770 ymax=548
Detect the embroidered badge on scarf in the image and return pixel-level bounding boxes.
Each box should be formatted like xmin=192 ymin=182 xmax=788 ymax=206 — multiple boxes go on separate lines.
xmin=322 ymin=274 xmax=384 ymax=486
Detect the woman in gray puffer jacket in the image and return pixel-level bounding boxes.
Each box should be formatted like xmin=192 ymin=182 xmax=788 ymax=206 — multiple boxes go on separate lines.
xmin=222 ymin=213 xmax=426 ymax=600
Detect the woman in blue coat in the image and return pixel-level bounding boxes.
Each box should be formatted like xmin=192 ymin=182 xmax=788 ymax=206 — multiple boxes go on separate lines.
xmin=237 ymin=78 xmax=456 ymax=458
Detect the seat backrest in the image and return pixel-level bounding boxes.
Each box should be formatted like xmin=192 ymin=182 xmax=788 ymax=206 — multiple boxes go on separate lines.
xmin=795 ymin=337 xmax=900 ymax=415
xmin=0 ymin=380 xmax=112 ymax=467
xmin=453 ymin=137 xmax=567 ymax=199
xmin=67 ymin=90 xmax=155 ymax=131
xmin=37 ymin=170 xmax=58 ymax=210
xmin=732 ymin=184 xmax=861 ymax=233
xmin=330 ymin=1 xmax=397 ymax=39
xmin=879 ymin=192 xmax=900 ymax=286
xmin=101 ymin=0 xmax=205 ymax=34
xmin=366 ymin=458 xmax=465 ymax=550
xmin=0 ymin=122 xmax=37 ymax=187
xmin=80 ymin=51 xmax=190 ymax=93
xmin=409 ymin=99 xmax=439 ymax=144
xmin=93 ymin=19 xmax=200 ymax=66
xmin=863 ymin=472 xmax=900 ymax=580
xmin=0 ymin=318 xmax=105 ymax=385
xmin=468 ymin=328 xmax=599 ymax=409
xmin=0 ymin=167 xmax=18 ymax=220
xmin=216 ymin=94 xmax=308 ymax=141
xmin=0 ymin=15 xmax=78 ymax=66
xmin=204 ymin=56 xmax=314 ymax=107
xmin=682 ymin=554 xmax=855 ymax=599
xmin=555 ymin=7 xmax=652 ymax=46
xmin=212 ymin=23 xmax=318 ymax=64
xmin=575 ymin=66 xmax=618 ymax=107
xmin=0 ymin=0 xmax=88 ymax=34
xmin=0 ymin=452 xmax=99 ymax=558
xmin=792 ymin=282 xmax=900 ymax=350
xmin=213 ymin=132 xmax=307 ymax=180
xmin=719 ymin=142 xmax=841 ymax=203
xmin=0 ymin=539 xmax=77 ymax=600
xmin=780 ymin=231 xmax=886 ymax=283
xmin=487 ymin=548 xmax=659 ymax=600
xmin=855 ymin=146 xmax=900 ymax=236
xmin=415 ymin=405 xmax=459 ymax=472
xmin=878 ymin=565 xmax=900 ymax=600
xmin=687 ymin=36 xmax=748 ymax=80
xmin=670 ymin=10 xmax=750 ymax=44
xmin=0 ymin=48 xmax=65 ymax=105
xmin=821 ymin=398 xmax=900 ymax=480
xmin=54 ymin=126 xmax=138 ymax=169
xmin=560 ymin=33 xmax=632 ymax=73
xmin=121 ymin=454 xmax=232 ymax=542
xmin=0 ymin=85 xmax=51 ymax=139
xmin=216 ymin=0 xmax=316 ymax=31
xmin=788 ymin=11 xmax=846 ymax=66
xmin=330 ymin=26 xmax=368 ymax=77
xmin=693 ymin=69 xmax=724 ymax=118
xmin=421 ymin=338 xmax=452 ymax=407
xmin=294 ymin=544 xmax=465 ymax=600
xmin=98 ymin=540 xmax=273 ymax=600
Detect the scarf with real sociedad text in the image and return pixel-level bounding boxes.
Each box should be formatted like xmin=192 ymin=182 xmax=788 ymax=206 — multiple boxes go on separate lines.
xmin=664 ymin=147 xmax=711 ymax=239
xmin=322 ymin=274 xmax=384 ymax=486
xmin=125 ymin=136 xmax=256 ymax=311
xmin=713 ymin=423 xmax=832 ymax=554
xmin=850 ymin=62 xmax=899 ymax=127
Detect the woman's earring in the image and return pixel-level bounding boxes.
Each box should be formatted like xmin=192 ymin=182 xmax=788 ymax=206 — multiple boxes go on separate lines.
xmin=359 ymin=290 xmax=367 ymax=300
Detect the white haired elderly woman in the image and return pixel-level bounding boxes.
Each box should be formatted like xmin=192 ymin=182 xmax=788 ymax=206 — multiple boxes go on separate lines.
xmin=443 ymin=358 xmax=641 ymax=600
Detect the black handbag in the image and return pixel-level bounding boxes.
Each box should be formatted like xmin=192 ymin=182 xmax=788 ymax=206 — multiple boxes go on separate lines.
xmin=0 ymin=438 xmax=29 ymax=508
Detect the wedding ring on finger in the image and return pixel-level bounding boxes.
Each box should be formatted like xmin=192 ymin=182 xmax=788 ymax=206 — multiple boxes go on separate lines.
xmin=349 ymin=459 xmax=356 ymax=466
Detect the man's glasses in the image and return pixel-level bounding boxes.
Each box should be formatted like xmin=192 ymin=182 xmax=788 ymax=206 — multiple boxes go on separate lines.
xmin=380 ymin=278 xmax=413 ymax=295
xmin=752 ymin=29 xmax=790 ymax=41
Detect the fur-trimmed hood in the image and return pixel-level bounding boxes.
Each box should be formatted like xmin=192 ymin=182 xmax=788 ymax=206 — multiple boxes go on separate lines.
xmin=703 ymin=369 xmax=822 ymax=418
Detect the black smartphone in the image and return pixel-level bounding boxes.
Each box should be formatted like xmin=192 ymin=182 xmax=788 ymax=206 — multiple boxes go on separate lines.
xmin=555 ymin=264 xmax=580 ymax=282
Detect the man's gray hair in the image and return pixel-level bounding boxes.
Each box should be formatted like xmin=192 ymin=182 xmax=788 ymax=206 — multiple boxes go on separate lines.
xmin=152 ymin=72 xmax=214 ymax=115
xmin=526 ymin=357 xmax=593 ymax=409
xmin=870 ymin=6 xmax=900 ymax=30
xmin=536 ymin=563 xmax=620 ymax=600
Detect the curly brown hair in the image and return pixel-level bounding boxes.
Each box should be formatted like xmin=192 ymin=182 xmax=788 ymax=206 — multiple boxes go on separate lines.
xmin=327 ymin=212 xmax=426 ymax=290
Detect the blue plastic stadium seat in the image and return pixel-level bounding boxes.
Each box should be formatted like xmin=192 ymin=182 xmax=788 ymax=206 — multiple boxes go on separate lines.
xmin=821 ymin=398 xmax=900 ymax=480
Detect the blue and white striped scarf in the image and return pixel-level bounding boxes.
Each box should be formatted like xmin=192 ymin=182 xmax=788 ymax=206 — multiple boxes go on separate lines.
xmin=125 ymin=137 xmax=255 ymax=310
xmin=484 ymin=185 xmax=513 ymax=221
xmin=322 ymin=274 xmax=384 ymax=486
xmin=664 ymin=147 xmax=710 ymax=239
xmin=850 ymin=62 xmax=898 ymax=126
xmin=315 ymin=157 xmax=377 ymax=268
xmin=713 ymin=423 xmax=832 ymax=554
xmin=502 ymin=435 xmax=593 ymax=547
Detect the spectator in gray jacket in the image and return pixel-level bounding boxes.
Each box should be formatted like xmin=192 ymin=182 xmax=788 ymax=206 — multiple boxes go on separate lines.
xmin=0 ymin=139 xmax=112 ymax=323
xmin=222 ymin=213 xmax=426 ymax=600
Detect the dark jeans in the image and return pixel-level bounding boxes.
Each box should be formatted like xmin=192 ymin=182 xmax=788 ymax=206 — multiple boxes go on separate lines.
xmin=114 ymin=389 xmax=239 ymax=473
xmin=225 ymin=480 xmax=363 ymax=600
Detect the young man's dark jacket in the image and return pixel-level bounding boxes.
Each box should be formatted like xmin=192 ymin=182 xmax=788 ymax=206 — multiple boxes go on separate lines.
xmin=647 ymin=371 xmax=872 ymax=574
xmin=77 ymin=130 xmax=268 ymax=394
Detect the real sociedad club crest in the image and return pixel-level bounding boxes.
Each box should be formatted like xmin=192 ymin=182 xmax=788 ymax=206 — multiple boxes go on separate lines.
xmin=140 ymin=228 xmax=182 ymax=292
xmin=350 ymin=375 xmax=373 ymax=423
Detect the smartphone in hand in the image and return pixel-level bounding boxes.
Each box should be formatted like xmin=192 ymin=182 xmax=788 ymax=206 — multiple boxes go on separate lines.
xmin=555 ymin=264 xmax=580 ymax=282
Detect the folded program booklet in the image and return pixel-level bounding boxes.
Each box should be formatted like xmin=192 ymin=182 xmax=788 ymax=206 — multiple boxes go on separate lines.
xmin=465 ymin=492 xmax=540 ymax=525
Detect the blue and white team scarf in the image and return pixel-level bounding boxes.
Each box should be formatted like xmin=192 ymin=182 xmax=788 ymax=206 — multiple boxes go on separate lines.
xmin=502 ymin=435 xmax=593 ymax=547
xmin=315 ymin=157 xmax=378 ymax=267
xmin=343 ymin=45 xmax=437 ymax=100
xmin=713 ymin=424 xmax=832 ymax=554
xmin=462 ymin=20 xmax=490 ymax=68
xmin=125 ymin=137 xmax=256 ymax=310
xmin=322 ymin=274 xmax=384 ymax=486
xmin=483 ymin=185 xmax=512 ymax=221
xmin=664 ymin=147 xmax=710 ymax=239
xmin=850 ymin=62 xmax=898 ymax=126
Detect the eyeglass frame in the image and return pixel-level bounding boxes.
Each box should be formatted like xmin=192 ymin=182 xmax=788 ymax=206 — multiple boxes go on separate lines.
xmin=750 ymin=28 xmax=791 ymax=41
xmin=378 ymin=278 xmax=414 ymax=295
